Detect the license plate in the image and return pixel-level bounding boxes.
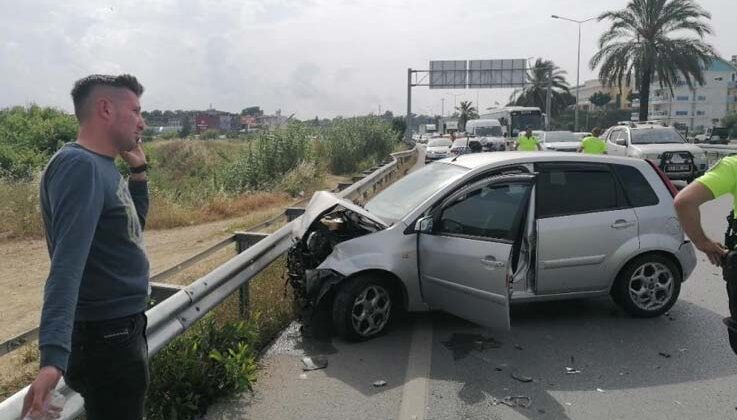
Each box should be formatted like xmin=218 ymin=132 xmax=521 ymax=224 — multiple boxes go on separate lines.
xmin=666 ymin=164 xmax=690 ymax=172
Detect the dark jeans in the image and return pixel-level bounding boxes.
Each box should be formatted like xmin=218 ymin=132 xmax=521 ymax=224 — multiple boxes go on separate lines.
xmin=65 ymin=313 xmax=149 ymax=420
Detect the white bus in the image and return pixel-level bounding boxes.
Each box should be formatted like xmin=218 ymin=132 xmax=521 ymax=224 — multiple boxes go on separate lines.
xmin=480 ymin=107 xmax=545 ymax=137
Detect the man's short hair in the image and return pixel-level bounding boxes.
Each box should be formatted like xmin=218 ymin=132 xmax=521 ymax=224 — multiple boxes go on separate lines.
xmin=70 ymin=74 xmax=144 ymax=122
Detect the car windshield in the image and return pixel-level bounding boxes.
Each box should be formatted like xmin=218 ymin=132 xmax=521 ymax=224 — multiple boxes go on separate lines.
xmin=428 ymin=138 xmax=452 ymax=147
xmin=543 ymin=131 xmax=579 ymax=143
xmin=631 ymin=128 xmax=686 ymax=144
xmin=452 ymin=139 xmax=470 ymax=148
xmin=475 ymin=126 xmax=502 ymax=136
xmin=365 ymin=163 xmax=469 ymax=222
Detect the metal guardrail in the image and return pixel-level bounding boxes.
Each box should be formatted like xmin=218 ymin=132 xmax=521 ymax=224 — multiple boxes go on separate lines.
xmin=697 ymin=144 xmax=737 ymax=166
xmin=0 ymin=145 xmax=417 ymax=419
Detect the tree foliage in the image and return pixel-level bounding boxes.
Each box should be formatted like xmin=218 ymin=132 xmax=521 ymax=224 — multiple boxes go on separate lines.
xmin=590 ymin=0 xmax=716 ymax=121
xmin=509 ymin=59 xmax=572 ymax=116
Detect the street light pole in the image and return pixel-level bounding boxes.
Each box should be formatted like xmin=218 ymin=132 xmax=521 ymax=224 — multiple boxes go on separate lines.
xmin=551 ymin=14 xmax=596 ymax=132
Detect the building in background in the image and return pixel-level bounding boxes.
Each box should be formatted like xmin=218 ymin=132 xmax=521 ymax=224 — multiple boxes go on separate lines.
xmin=729 ymin=55 xmax=737 ymax=115
xmin=631 ymin=56 xmax=737 ymax=132
xmin=571 ymin=79 xmax=633 ymax=111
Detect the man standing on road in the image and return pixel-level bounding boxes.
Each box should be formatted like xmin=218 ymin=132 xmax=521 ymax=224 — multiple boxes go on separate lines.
xmin=22 ymin=74 xmax=150 ymax=420
xmin=674 ymin=156 xmax=737 ymax=353
xmin=514 ymin=127 xmax=542 ymax=151
xmin=578 ymin=127 xmax=607 ymax=155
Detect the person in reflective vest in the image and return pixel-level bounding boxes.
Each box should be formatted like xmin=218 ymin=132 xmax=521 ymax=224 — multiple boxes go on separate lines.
xmin=578 ymin=127 xmax=607 ymax=154
xmin=514 ymin=127 xmax=541 ymax=151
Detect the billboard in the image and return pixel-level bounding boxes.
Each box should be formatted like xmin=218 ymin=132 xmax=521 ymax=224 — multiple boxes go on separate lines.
xmin=468 ymin=59 xmax=527 ymax=88
xmin=429 ymin=60 xmax=467 ymax=89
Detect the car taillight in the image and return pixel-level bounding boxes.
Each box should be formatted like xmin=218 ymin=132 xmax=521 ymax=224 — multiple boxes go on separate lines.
xmin=646 ymin=159 xmax=679 ymax=198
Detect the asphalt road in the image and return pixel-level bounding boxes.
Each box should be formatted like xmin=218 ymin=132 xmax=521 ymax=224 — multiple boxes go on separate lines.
xmin=206 ymin=148 xmax=737 ymax=420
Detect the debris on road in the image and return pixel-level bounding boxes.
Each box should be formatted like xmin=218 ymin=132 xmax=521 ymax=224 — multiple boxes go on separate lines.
xmin=596 ymin=388 xmax=606 ymax=393
xmin=514 ymin=344 xmax=524 ymax=351
xmin=495 ymin=367 xmax=503 ymax=372
xmin=372 ymin=380 xmax=387 ymax=387
xmin=489 ymin=396 xmax=532 ymax=409
xmin=511 ymin=372 xmax=533 ymax=383
xmin=302 ymin=356 xmax=328 ymax=371
xmin=441 ymin=333 xmax=502 ymax=360
xmin=565 ymin=367 xmax=581 ymax=374
xmin=658 ymin=352 xmax=672 ymax=359
xmin=299 ymin=373 xmax=308 ymax=379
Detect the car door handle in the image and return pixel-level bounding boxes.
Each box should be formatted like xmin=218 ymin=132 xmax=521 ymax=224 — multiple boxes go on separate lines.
xmin=611 ymin=220 xmax=635 ymax=229
xmin=481 ymin=256 xmax=505 ymax=268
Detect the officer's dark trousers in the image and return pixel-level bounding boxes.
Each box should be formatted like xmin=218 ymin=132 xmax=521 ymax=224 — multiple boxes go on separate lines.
xmin=65 ymin=312 xmax=149 ymax=420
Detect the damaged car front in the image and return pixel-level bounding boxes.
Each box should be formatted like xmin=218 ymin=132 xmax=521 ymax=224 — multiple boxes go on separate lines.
xmin=287 ymin=163 xmax=470 ymax=340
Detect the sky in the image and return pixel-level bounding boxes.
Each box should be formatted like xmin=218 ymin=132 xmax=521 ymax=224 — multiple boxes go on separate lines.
xmin=1 ymin=0 xmax=735 ymax=119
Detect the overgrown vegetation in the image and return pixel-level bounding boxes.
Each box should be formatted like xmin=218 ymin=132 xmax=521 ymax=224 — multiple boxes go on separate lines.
xmin=0 ymin=106 xmax=401 ymax=240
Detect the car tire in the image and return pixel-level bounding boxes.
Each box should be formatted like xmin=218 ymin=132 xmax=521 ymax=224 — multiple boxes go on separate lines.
xmin=612 ymin=254 xmax=681 ymax=318
xmin=332 ymin=274 xmax=395 ymax=341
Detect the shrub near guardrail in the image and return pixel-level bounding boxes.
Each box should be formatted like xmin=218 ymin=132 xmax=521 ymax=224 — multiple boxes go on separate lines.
xmin=322 ymin=117 xmax=396 ymax=174
xmin=146 ymin=315 xmax=259 ymax=420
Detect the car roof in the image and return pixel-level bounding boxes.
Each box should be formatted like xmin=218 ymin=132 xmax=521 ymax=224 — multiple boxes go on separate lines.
xmin=442 ymin=151 xmax=649 ymax=170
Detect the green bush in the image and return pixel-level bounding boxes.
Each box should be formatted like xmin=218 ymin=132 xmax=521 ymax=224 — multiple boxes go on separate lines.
xmin=201 ymin=129 xmax=221 ymax=140
xmin=321 ymin=117 xmax=395 ymax=174
xmin=146 ymin=316 xmax=259 ymax=420
xmin=0 ymin=105 xmax=77 ymax=179
xmin=220 ymin=122 xmax=315 ymax=193
xmin=160 ymin=130 xmax=180 ymax=140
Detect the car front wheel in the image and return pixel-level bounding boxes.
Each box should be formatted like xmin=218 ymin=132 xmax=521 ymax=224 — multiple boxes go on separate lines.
xmin=612 ymin=254 xmax=681 ymax=317
xmin=332 ymin=274 xmax=394 ymax=341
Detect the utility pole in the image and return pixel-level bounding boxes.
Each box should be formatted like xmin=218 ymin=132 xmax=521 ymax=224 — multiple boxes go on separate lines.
xmin=546 ymin=66 xmax=553 ymax=130
xmin=405 ymin=68 xmax=412 ymax=142
xmin=441 ymin=98 xmax=445 ymax=117
xmin=551 ymin=15 xmax=596 ymax=132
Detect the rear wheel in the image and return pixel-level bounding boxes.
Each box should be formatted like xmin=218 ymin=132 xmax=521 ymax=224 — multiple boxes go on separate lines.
xmin=332 ymin=274 xmax=394 ymax=341
xmin=612 ymin=254 xmax=681 ymax=317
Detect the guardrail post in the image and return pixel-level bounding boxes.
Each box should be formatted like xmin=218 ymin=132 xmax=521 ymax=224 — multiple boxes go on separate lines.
xmin=233 ymin=232 xmax=269 ymax=318
xmin=285 ymin=207 xmax=305 ymax=222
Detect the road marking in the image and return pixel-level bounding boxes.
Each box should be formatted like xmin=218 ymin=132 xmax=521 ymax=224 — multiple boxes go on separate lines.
xmin=398 ymin=318 xmax=433 ymax=420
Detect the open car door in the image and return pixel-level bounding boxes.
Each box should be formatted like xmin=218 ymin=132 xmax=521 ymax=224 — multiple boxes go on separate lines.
xmin=416 ymin=174 xmax=535 ymax=330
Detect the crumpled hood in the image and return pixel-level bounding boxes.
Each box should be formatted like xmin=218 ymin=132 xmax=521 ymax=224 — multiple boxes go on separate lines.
xmin=631 ymin=143 xmax=704 ymax=155
xmin=293 ymin=191 xmax=389 ymax=237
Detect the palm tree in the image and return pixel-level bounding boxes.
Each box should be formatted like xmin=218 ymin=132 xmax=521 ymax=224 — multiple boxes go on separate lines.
xmin=590 ymin=0 xmax=716 ymax=121
xmin=509 ymin=58 xmax=572 ymax=116
xmin=456 ymin=101 xmax=478 ymax=132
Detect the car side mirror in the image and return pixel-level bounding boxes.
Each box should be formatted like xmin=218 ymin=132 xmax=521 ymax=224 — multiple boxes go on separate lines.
xmin=616 ymin=139 xmax=626 ymax=146
xmin=414 ymin=216 xmax=433 ymax=234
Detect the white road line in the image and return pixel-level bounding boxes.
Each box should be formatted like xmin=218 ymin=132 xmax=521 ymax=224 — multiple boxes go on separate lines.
xmin=398 ymin=318 xmax=433 ymax=420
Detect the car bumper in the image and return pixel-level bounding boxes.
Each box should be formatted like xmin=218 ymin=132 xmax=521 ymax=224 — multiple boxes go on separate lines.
xmin=676 ymin=241 xmax=697 ymax=282
xmin=664 ymin=170 xmax=705 ymax=180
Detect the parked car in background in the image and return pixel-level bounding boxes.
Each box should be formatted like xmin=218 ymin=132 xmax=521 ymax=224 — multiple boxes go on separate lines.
xmin=424 ymin=138 xmax=452 ymax=163
xmin=466 ymin=119 xmax=506 ymax=151
xmin=573 ymin=132 xmax=591 ymax=141
xmin=534 ymin=130 xmax=581 ymax=152
xmin=288 ymin=152 xmax=696 ymax=340
xmin=450 ymin=138 xmax=482 ymax=156
xmin=603 ymin=123 xmax=707 ymax=181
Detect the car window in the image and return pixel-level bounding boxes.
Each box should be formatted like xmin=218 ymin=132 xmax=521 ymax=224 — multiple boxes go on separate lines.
xmin=437 ymin=183 xmax=531 ymax=242
xmin=536 ymin=166 xmax=622 ymax=218
xmin=612 ymin=164 xmax=659 ymax=207
xmin=607 ymin=129 xmax=620 ymax=143
xmin=630 ymin=128 xmax=685 ymax=144
xmin=366 ymin=163 xmax=469 ymax=222
xmin=428 ymin=139 xmax=452 ymax=147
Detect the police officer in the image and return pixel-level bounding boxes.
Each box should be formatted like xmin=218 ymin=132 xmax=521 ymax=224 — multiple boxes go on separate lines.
xmin=674 ymin=156 xmax=737 ymax=353
xmin=578 ymin=127 xmax=607 ymax=155
xmin=514 ymin=127 xmax=542 ymax=151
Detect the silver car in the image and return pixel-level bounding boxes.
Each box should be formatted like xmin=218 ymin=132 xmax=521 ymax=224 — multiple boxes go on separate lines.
xmin=288 ymin=152 xmax=697 ymax=340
